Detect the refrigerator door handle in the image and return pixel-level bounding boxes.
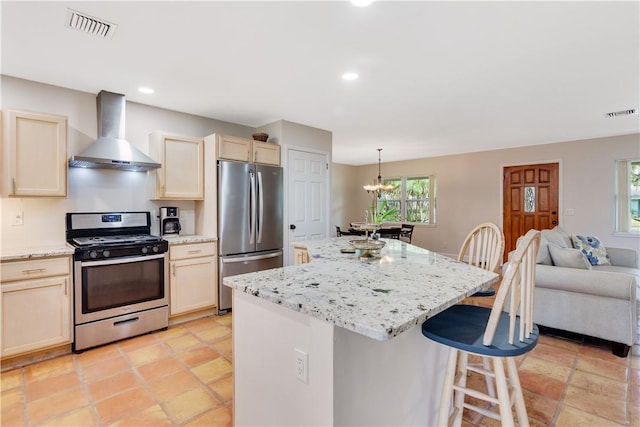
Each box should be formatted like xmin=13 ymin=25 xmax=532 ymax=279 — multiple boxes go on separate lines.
xmin=249 ymin=170 xmax=256 ymax=244
xmin=221 ymin=252 xmax=282 ymax=263
xmin=257 ymin=171 xmax=264 ymax=244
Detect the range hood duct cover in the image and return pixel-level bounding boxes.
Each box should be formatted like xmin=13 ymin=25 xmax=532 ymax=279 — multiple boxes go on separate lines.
xmin=69 ymin=90 xmax=160 ymax=171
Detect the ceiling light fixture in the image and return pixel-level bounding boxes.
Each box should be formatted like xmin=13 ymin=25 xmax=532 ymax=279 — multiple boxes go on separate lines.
xmin=138 ymin=87 xmax=154 ymax=94
xmin=342 ymin=72 xmax=359 ymax=81
xmin=606 ymin=108 xmax=637 ymax=118
xmin=364 ymin=148 xmax=394 ymax=199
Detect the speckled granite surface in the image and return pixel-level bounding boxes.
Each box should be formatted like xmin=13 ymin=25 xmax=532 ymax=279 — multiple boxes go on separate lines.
xmin=224 ymin=237 xmax=499 ymax=341
xmin=163 ymin=235 xmax=217 ymax=245
xmin=1 ymin=245 xmax=75 ymax=262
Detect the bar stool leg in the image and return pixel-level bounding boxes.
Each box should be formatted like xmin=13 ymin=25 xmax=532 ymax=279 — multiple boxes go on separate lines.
xmin=482 ymin=356 xmax=496 ymax=402
xmin=452 ymin=352 xmax=469 ymax=427
xmin=493 ymin=357 xmax=515 ymax=425
xmin=506 ymin=356 xmax=530 ymax=426
xmin=438 ymin=348 xmax=459 ymax=427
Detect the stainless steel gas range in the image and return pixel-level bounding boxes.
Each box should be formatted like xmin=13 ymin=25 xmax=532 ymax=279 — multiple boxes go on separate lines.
xmin=66 ymin=212 xmax=169 ymax=352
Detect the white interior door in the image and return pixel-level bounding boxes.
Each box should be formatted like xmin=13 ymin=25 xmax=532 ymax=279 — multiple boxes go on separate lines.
xmin=286 ymin=149 xmax=328 ymax=265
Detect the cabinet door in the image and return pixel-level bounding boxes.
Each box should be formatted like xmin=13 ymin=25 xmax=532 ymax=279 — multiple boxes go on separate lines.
xmin=293 ymin=246 xmax=310 ymax=265
xmin=1 ymin=276 xmax=71 ymax=357
xmin=253 ymin=141 xmax=281 ymax=166
xmin=4 ymin=110 xmax=67 ymax=197
xmin=151 ymin=133 xmax=204 ymax=200
xmin=217 ymin=135 xmax=251 ymax=162
xmin=170 ymin=256 xmax=217 ymax=315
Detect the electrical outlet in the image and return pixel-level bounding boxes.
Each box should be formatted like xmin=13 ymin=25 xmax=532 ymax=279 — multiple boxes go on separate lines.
xmin=11 ymin=211 xmax=24 ymax=226
xmin=294 ymin=348 xmax=308 ymax=384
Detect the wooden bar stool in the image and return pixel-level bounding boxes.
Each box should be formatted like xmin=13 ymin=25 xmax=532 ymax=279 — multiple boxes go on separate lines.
xmin=458 ymin=222 xmax=505 ymax=297
xmin=422 ymin=229 xmax=541 ymax=426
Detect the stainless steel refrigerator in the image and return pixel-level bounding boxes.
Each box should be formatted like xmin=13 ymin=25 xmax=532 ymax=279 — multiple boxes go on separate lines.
xmin=217 ymin=160 xmax=283 ymax=313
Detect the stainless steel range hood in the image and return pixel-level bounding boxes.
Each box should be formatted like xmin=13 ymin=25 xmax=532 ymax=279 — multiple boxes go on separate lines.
xmin=69 ymin=90 xmax=160 ymax=171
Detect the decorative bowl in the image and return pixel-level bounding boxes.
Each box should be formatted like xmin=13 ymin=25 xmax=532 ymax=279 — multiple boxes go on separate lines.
xmin=348 ymin=239 xmax=386 ymax=261
xmin=252 ymin=132 xmax=269 ymax=142
xmin=348 ymin=239 xmax=386 ymax=251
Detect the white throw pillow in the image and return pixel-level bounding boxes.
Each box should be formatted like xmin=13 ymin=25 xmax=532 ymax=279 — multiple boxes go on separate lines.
xmin=548 ymin=243 xmax=592 ymax=269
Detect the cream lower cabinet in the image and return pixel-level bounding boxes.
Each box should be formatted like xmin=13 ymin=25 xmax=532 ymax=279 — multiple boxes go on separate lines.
xmin=169 ymin=242 xmax=217 ymax=315
xmin=0 ymin=256 xmax=72 ymax=358
xmin=216 ymin=134 xmax=280 ymax=166
xmin=293 ymin=244 xmax=310 ymax=265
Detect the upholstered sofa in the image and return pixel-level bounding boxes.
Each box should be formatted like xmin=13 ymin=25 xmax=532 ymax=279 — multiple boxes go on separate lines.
xmin=530 ymin=226 xmax=639 ymax=356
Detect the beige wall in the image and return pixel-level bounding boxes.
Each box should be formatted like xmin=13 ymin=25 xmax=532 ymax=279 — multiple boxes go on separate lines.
xmin=333 ymin=133 xmax=640 ymax=257
xmin=331 ymin=163 xmax=360 ymax=235
xmin=1 ymin=75 xmax=253 ymax=248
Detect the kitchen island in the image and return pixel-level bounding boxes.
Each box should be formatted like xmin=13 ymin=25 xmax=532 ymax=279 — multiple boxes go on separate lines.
xmin=224 ymin=237 xmax=499 ymax=426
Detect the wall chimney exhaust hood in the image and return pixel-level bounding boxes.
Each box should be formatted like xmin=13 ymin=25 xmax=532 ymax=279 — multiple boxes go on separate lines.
xmin=69 ymin=90 xmax=160 ymax=171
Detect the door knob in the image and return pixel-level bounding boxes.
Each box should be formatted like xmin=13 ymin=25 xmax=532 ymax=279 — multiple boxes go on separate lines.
xmin=289 ymin=224 xmax=296 ymax=230
xmin=552 ymin=220 xmax=558 ymax=225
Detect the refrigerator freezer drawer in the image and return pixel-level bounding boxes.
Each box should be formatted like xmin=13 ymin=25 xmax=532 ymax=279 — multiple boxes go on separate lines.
xmin=218 ymin=250 xmax=283 ymax=313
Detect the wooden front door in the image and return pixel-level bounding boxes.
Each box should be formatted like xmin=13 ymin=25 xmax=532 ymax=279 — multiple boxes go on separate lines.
xmin=503 ymin=163 xmax=559 ymax=258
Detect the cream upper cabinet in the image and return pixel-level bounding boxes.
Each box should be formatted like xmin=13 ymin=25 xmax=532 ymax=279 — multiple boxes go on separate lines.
xmin=2 ymin=109 xmax=68 ymax=197
xmin=168 ymin=242 xmax=217 ymax=316
xmin=253 ymin=140 xmax=281 ymax=166
xmin=149 ymin=132 xmax=204 ymax=200
xmin=217 ymin=134 xmax=280 ymax=166
xmin=1 ymin=256 xmax=72 ymax=358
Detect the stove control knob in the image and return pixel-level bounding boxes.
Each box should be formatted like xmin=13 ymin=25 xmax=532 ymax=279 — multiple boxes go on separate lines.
xmin=89 ymin=251 xmax=98 ymax=259
xmin=103 ymin=250 xmax=110 ymax=258
xmin=152 ymin=245 xmax=159 ymax=253
xmin=141 ymin=246 xmax=149 ymax=254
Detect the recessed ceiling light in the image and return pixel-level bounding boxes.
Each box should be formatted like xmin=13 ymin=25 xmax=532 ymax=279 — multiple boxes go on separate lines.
xmin=351 ymin=0 xmax=373 ymax=7
xmin=138 ymin=87 xmax=154 ymax=94
xmin=342 ymin=72 xmax=359 ymax=81
xmin=606 ymin=108 xmax=637 ymax=118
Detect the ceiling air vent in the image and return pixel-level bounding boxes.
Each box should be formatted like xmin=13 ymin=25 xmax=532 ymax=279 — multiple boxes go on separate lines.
xmin=65 ymin=9 xmax=117 ymax=39
xmin=606 ymin=108 xmax=637 ymax=118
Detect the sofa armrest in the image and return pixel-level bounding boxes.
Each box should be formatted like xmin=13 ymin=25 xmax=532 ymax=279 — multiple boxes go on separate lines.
xmin=606 ymin=247 xmax=639 ymax=268
xmin=535 ymin=264 xmax=637 ymax=300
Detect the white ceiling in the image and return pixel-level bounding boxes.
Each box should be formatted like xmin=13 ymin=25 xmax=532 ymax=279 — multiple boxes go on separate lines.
xmin=1 ymin=1 xmax=639 ymax=165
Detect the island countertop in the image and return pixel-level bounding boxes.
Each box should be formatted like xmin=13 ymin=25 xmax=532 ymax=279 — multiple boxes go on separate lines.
xmin=224 ymin=237 xmax=499 ymax=341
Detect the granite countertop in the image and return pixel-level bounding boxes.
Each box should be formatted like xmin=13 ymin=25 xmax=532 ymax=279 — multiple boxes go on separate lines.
xmin=163 ymin=235 xmax=217 ymax=245
xmin=224 ymin=237 xmax=499 ymax=341
xmin=1 ymin=244 xmax=75 ymax=262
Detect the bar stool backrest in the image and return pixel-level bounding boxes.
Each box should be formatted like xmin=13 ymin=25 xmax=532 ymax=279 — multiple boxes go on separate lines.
xmin=458 ymin=222 xmax=505 ymax=273
xmin=483 ymin=229 xmax=541 ymax=346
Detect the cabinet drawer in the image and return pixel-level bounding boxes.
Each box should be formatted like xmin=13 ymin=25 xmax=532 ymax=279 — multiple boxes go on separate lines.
xmin=170 ymin=243 xmax=216 ymax=261
xmin=1 ymin=257 xmax=70 ymax=283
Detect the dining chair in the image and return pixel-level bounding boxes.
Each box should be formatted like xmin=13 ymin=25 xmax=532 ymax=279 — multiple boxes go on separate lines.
xmin=458 ymin=222 xmax=505 ymax=297
xmin=377 ymin=227 xmax=401 ymax=239
xmin=422 ymin=229 xmax=541 ymax=427
xmin=399 ymin=224 xmax=414 ymax=243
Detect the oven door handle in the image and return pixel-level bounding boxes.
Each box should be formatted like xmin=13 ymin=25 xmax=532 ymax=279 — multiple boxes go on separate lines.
xmin=79 ymin=253 xmax=166 ymax=267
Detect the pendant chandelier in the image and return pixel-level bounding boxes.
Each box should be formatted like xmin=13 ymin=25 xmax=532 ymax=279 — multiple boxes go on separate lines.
xmin=363 ymin=148 xmax=394 ymax=198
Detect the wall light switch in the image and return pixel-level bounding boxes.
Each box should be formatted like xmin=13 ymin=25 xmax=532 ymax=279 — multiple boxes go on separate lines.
xmin=11 ymin=211 xmax=24 ymax=226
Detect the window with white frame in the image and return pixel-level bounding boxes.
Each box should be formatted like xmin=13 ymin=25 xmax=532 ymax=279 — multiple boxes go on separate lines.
xmin=615 ymin=159 xmax=640 ymax=233
xmin=376 ymin=175 xmax=436 ymax=224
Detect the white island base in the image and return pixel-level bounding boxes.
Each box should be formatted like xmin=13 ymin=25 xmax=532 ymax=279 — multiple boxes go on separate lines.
xmin=233 ymin=290 xmax=449 ymax=426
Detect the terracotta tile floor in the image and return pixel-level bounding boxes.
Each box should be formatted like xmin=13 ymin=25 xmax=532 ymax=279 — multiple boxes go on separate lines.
xmin=1 ymin=314 xmax=233 ymax=427
xmin=1 ymin=303 xmax=639 ymax=426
